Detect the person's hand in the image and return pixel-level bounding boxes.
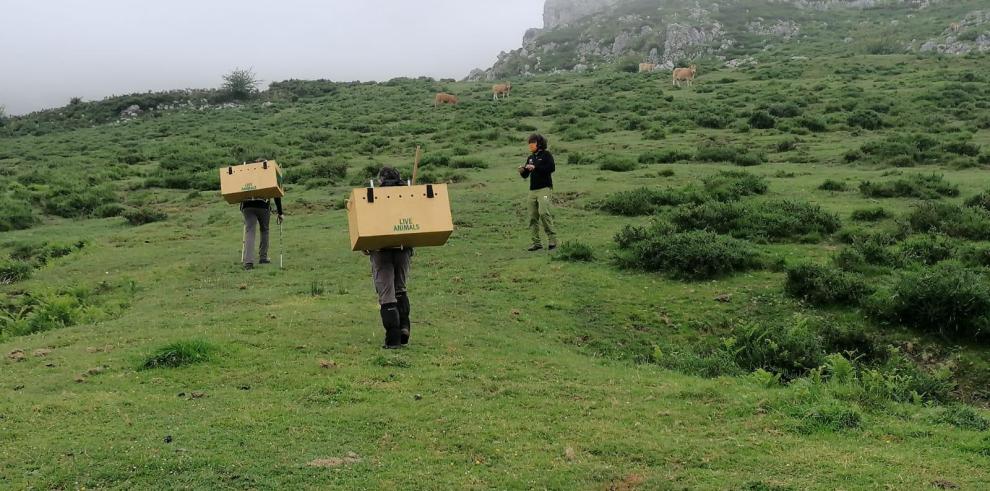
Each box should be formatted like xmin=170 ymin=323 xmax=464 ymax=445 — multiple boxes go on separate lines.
xmin=525 ymin=164 xmax=536 ymax=171
xmin=277 ymin=214 xmax=284 ymax=225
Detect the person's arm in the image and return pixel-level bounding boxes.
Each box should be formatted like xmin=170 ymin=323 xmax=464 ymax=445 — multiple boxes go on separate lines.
xmin=274 ymin=197 xmax=283 ymax=215
xmin=519 ymin=158 xmax=532 ymax=179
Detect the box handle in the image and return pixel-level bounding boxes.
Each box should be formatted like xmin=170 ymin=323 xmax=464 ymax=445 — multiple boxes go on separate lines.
xmin=366 ymin=187 xmax=375 ymax=203
xmin=227 ymin=166 xmax=233 ymax=175
xmin=262 ymin=160 xmax=268 ymax=170
xmin=426 ymin=184 xmax=434 ymax=198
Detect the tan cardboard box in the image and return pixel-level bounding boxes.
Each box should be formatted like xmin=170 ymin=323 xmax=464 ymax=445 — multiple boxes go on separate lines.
xmin=346 ymin=183 xmax=453 ymax=251
xmin=219 ymin=160 xmax=285 ymax=204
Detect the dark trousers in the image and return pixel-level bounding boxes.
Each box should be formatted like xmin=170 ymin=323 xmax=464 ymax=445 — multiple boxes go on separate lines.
xmin=370 ymin=249 xmax=412 ymax=305
xmin=242 ymin=208 xmax=271 ymax=264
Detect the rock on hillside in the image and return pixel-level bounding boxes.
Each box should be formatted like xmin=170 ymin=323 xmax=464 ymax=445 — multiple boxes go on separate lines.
xmin=466 ymin=0 xmax=982 ymax=80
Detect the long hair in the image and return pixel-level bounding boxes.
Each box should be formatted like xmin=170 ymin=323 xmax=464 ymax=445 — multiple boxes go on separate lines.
xmin=527 ymin=133 xmax=548 ymax=151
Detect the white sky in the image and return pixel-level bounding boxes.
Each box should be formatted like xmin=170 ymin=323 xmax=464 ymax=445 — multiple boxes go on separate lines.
xmin=0 ymin=0 xmax=544 ymax=115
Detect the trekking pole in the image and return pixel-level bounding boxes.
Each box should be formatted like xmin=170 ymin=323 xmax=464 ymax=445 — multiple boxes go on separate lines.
xmin=412 ymin=145 xmax=421 ymax=185
xmin=279 ymin=220 xmax=284 ymax=270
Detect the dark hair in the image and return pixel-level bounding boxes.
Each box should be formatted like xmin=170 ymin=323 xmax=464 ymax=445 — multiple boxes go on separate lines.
xmin=528 ymin=133 xmax=548 ymax=151
xmin=377 ymin=166 xmax=403 ymax=186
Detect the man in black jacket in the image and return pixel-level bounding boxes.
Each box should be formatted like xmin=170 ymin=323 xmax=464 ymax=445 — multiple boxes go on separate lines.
xmin=518 ymin=133 xmax=557 ymax=251
xmin=241 ymin=197 xmax=283 ymax=270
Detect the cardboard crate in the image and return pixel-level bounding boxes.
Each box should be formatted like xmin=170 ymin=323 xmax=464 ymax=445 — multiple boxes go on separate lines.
xmin=219 ymin=160 xmax=285 ymax=204
xmin=346 ymin=183 xmax=453 ymax=251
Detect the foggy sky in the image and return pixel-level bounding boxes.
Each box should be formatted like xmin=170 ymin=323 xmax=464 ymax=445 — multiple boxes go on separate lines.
xmin=0 ymin=0 xmax=544 ymax=115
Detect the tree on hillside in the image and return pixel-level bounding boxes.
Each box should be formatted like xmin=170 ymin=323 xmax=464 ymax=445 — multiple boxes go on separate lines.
xmin=222 ymin=67 xmax=262 ymax=100
xmin=0 ymin=104 xmax=7 ymax=125
xmin=69 ymin=97 xmax=83 ymax=105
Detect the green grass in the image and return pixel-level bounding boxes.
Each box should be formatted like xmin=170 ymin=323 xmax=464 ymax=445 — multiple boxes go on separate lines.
xmin=2 ymin=16 xmax=990 ymax=488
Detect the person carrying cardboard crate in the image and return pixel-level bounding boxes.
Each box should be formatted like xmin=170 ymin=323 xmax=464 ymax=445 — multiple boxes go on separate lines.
xmin=518 ymin=133 xmax=558 ymax=251
xmin=366 ymin=166 xmax=414 ymax=349
xmin=241 ymin=197 xmax=283 ymax=270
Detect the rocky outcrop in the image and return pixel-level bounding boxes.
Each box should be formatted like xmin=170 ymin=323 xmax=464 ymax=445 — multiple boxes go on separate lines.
xmin=920 ymin=10 xmax=990 ymax=54
xmin=543 ymin=0 xmax=619 ymax=28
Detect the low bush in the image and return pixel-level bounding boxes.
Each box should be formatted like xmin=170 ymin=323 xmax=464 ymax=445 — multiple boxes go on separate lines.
xmin=599 ymin=157 xmax=638 ymax=172
xmin=818 ymin=179 xmax=848 ymax=192
xmin=637 ymin=149 xmax=692 ymax=164
xmin=847 ymin=110 xmax=885 ymax=130
xmin=785 ymin=263 xmax=872 ymax=306
xmin=0 ymin=260 xmax=33 ymax=285
xmin=553 ymin=241 xmax=594 ymax=262
xmin=935 ymin=405 xmax=990 ymax=431
xmin=906 ymin=202 xmax=990 ymax=240
xmin=797 ymin=116 xmax=828 ymax=132
xmin=123 ymin=207 xmax=168 ymax=226
xmin=859 ymin=174 xmax=959 ymax=199
xmin=141 ymin=340 xmax=218 ymax=369
xmin=598 ymin=187 xmax=702 ymax=216
xmin=732 ymin=318 xmax=825 ymax=381
xmin=702 ymin=170 xmax=769 ymax=200
xmin=696 ymin=141 xmax=766 ymax=166
xmin=873 ymin=262 xmax=990 ymax=340
xmin=964 ymin=190 xmax=990 ymax=212
xmin=798 ymin=403 xmax=863 ymax=433
xmin=42 ymin=184 xmax=120 ymax=218
xmin=0 ymin=196 xmax=37 ymax=231
xmin=850 ymin=207 xmax=890 ymax=221
xmin=615 ymin=227 xmax=764 ymax=279
xmin=450 ymin=157 xmax=487 ymax=169
xmin=768 ymin=103 xmax=802 ymax=118
xmin=748 ymin=111 xmax=777 ymax=129
xmin=671 ymin=200 xmax=842 ymax=242
xmin=897 ymin=234 xmax=956 ymax=265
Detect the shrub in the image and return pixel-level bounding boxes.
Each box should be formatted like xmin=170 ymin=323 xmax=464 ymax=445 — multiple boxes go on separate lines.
xmin=799 ymin=403 xmax=863 ymax=433
xmin=874 ymin=262 xmax=990 ymax=340
xmin=748 ymin=111 xmax=777 ymax=129
xmin=768 ymin=103 xmax=801 ymax=118
xmin=859 ymin=174 xmax=959 ymax=199
xmin=696 ymin=142 xmax=766 ymax=166
xmin=818 ymin=179 xmax=848 ymax=192
xmin=0 ymin=196 xmax=37 ymax=231
xmin=141 ymin=340 xmax=218 ymax=369
xmin=695 ymin=113 xmax=731 ymax=129
xmin=732 ymin=318 xmax=825 ymax=380
xmin=935 ymin=405 xmax=990 ymax=431
xmin=553 ymin=242 xmax=594 ymax=262
xmin=671 ymin=200 xmax=842 ymax=241
xmin=42 ymin=184 xmax=120 ymax=218
xmin=850 ymin=207 xmax=890 ymax=221
xmin=95 ymin=203 xmax=126 ymax=218
xmin=123 ymin=207 xmax=168 ymax=226
xmin=847 ymin=110 xmax=884 ymax=130
xmin=311 ymin=161 xmax=348 ymax=181
xmin=615 ymin=228 xmax=763 ymax=280
xmin=450 ymin=157 xmax=487 ymax=169
xmin=643 ymin=127 xmax=666 ymax=140
xmin=599 ymin=157 xmax=638 ymax=172
xmin=776 ymin=139 xmax=799 ymax=152
xmin=943 ymin=141 xmax=981 ymax=157
xmin=785 ymin=263 xmax=872 ymax=306
xmin=0 ymin=260 xmax=33 ymax=284
xmin=221 ymin=67 xmax=261 ymax=100
xmin=797 ymin=116 xmax=828 ymax=132
xmin=420 ymin=154 xmax=451 ymax=167
xmin=702 ymin=170 xmax=768 ymax=200
xmin=964 ymin=190 xmax=990 ymax=212
xmin=898 ymin=234 xmax=956 ymax=265
xmin=906 ymin=202 xmax=990 ymax=240
xmin=598 ymin=187 xmax=700 ymax=216
xmin=637 ymin=149 xmax=692 ymax=164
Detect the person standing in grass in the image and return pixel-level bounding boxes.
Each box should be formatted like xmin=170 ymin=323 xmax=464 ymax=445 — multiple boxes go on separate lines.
xmin=518 ymin=133 xmax=557 ymax=251
xmin=366 ymin=166 xmax=414 ymax=349
xmin=241 ymin=197 xmax=283 ymax=270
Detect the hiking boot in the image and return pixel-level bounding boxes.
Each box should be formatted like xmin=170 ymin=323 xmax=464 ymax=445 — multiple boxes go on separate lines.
xmin=243 ymin=263 xmax=254 ymax=270
xmin=548 ymin=243 xmax=558 ymax=251
xmin=259 ymin=259 xmax=271 ymax=264
xmin=396 ymin=292 xmax=411 ymax=345
xmin=380 ymin=303 xmax=402 ymax=349
xmin=527 ymin=244 xmax=543 ymax=252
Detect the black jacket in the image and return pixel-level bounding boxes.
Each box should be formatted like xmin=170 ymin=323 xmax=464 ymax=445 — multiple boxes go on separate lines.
xmin=241 ymin=197 xmax=283 ymax=215
xmin=520 ymin=150 xmax=554 ymax=191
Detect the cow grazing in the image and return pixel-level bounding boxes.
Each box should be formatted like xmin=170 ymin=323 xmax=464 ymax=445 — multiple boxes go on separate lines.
xmin=638 ymin=63 xmax=657 ymax=73
xmin=672 ymin=65 xmax=698 ymax=87
xmin=434 ymin=92 xmax=459 ymax=107
xmin=492 ymin=82 xmax=512 ymax=101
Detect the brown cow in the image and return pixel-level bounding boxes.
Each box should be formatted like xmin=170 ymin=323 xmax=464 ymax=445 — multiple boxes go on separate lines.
xmin=949 ymin=22 xmax=962 ymax=32
xmin=434 ymin=92 xmax=459 ymax=107
xmin=492 ymin=82 xmax=512 ymax=101
xmin=638 ymin=63 xmax=657 ymax=73
xmin=672 ymin=65 xmax=698 ymax=87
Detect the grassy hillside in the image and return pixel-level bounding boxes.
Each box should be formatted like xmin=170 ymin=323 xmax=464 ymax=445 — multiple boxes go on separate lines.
xmin=3 ymin=49 xmax=990 ymax=488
